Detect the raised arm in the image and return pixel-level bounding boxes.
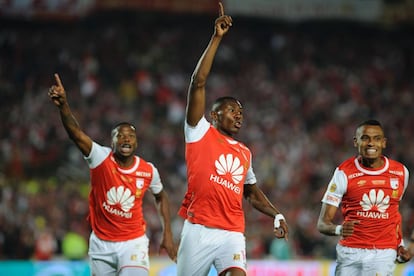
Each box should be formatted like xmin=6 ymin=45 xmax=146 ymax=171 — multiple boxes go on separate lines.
xmin=48 ymin=73 xmax=92 ymax=156
xmin=186 ymin=2 xmax=233 ymax=126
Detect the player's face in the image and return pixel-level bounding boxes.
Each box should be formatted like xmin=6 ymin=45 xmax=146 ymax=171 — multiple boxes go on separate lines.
xmin=353 ymin=125 xmax=386 ymax=162
xmin=112 ymin=125 xmax=138 ymax=157
xmin=213 ymin=100 xmax=243 ymax=136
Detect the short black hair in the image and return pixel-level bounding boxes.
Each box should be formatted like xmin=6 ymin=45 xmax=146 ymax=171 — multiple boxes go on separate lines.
xmin=211 ymin=96 xmax=242 ymax=112
xmin=357 ymin=119 xmax=382 ymax=129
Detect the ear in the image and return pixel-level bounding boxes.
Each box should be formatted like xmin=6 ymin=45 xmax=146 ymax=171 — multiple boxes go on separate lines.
xmin=111 ymin=139 xmax=116 ymax=151
xmin=353 ymin=136 xmax=358 ymax=147
xmin=382 ymin=137 xmax=387 ymax=149
xmin=210 ymin=110 xmax=218 ymax=122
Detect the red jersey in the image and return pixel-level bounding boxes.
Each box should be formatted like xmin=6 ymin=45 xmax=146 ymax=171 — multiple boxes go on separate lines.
xmin=178 ymin=117 xmax=257 ymax=233
xmin=322 ymin=156 xmax=409 ymax=249
xmin=85 ymin=142 xmax=163 ymax=241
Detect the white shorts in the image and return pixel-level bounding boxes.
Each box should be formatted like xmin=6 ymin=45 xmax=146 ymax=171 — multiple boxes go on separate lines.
xmin=335 ymin=244 xmax=397 ymax=276
xmin=88 ymin=232 xmax=150 ymax=275
xmin=177 ymin=220 xmax=247 ymax=275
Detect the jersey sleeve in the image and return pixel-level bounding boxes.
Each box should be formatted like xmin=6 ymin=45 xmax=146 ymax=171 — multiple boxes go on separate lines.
xmin=84 ymin=142 xmax=111 ymax=169
xmin=184 ymin=116 xmax=210 ymax=143
xmin=321 ymin=167 xmax=347 ymax=207
xmin=402 ymin=165 xmax=409 ymax=196
xmin=148 ymin=163 xmax=163 ymax=194
xmin=244 ymin=153 xmax=257 ymax=185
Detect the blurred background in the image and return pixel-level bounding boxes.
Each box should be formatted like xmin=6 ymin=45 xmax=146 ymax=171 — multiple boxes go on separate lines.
xmin=1 ymin=0 xmax=414 ymax=274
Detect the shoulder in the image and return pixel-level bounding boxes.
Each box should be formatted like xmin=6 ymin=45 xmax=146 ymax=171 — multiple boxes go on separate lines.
xmin=387 ymin=157 xmax=406 ymax=169
xmin=337 ymin=156 xmax=356 ymax=170
xmin=185 ymin=116 xmax=211 ymax=142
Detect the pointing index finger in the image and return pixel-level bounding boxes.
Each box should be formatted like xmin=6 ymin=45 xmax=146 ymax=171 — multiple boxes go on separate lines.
xmin=54 ymin=73 xmax=63 ymax=88
xmin=218 ymin=2 xmax=224 ymax=17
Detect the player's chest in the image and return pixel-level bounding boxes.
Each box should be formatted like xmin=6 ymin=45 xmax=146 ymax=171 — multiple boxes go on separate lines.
xmin=346 ymin=175 xmax=403 ymax=201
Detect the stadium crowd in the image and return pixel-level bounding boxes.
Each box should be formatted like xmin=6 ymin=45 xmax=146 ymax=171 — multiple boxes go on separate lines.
xmin=0 ymin=12 xmax=414 ymax=261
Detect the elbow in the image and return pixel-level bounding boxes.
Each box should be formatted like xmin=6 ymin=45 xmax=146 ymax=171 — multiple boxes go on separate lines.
xmin=316 ymin=220 xmax=324 ymax=234
xmin=316 ymin=219 xmax=331 ymax=236
xmin=190 ymin=74 xmax=207 ymax=89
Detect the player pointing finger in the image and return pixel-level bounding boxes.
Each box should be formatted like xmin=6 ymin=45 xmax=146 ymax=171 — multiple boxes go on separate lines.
xmin=48 ymin=73 xmax=67 ymax=107
xmin=215 ymin=2 xmax=232 ymax=37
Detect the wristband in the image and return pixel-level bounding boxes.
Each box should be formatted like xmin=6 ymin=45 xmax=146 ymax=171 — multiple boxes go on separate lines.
xmin=274 ymin=214 xmax=285 ymax=228
xmin=335 ymin=225 xmax=343 ymax=236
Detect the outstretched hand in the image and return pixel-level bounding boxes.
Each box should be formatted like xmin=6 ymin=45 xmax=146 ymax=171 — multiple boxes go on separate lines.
xmin=214 ymin=2 xmax=232 ymax=37
xmin=48 ymin=73 xmax=67 ymax=107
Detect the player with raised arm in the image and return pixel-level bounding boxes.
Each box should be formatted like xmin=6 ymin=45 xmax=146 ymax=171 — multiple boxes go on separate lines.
xmin=48 ymin=73 xmax=177 ymax=276
xmin=176 ymin=3 xmax=288 ymax=276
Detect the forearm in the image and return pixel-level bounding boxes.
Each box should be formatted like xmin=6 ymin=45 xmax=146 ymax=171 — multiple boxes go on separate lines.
xmin=59 ymin=104 xmax=81 ymax=138
xmin=58 ymin=103 xmax=92 ymax=156
xmin=317 ymin=221 xmax=342 ymax=236
xmin=190 ymin=35 xmax=223 ymax=88
xmin=317 ymin=203 xmax=343 ymax=236
xmin=247 ymin=189 xmax=281 ymax=218
xmin=252 ymin=199 xmax=281 ymax=218
xmin=156 ymin=192 xmax=173 ymax=235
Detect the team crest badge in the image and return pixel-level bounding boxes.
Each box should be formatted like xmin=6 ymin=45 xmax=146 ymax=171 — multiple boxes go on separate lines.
xmin=136 ymin=179 xmax=144 ymax=198
xmin=390 ymin=178 xmax=399 ymax=189
xmin=136 ymin=178 xmax=144 ymax=189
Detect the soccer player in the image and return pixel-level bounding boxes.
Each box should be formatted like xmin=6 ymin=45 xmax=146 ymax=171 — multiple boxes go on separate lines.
xmin=317 ymin=119 xmax=411 ymax=275
xmin=48 ymin=73 xmax=177 ymax=276
xmin=176 ymin=3 xmax=288 ymax=275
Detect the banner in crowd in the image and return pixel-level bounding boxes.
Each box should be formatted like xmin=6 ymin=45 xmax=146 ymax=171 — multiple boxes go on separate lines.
xmin=0 ymin=0 xmax=219 ymax=19
xmin=0 ymin=1 xmax=412 ymax=24
xmin=0 ymin=0 xmax=95 ymax=19
xmin=95 ymin=0 xmax=218 ymax=13
xmin=223 ymin=0 xmax=383 ymax=22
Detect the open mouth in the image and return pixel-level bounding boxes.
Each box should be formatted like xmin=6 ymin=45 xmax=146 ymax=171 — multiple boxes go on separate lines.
xmin=120 ymin=144 xmax=132 ymax=153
